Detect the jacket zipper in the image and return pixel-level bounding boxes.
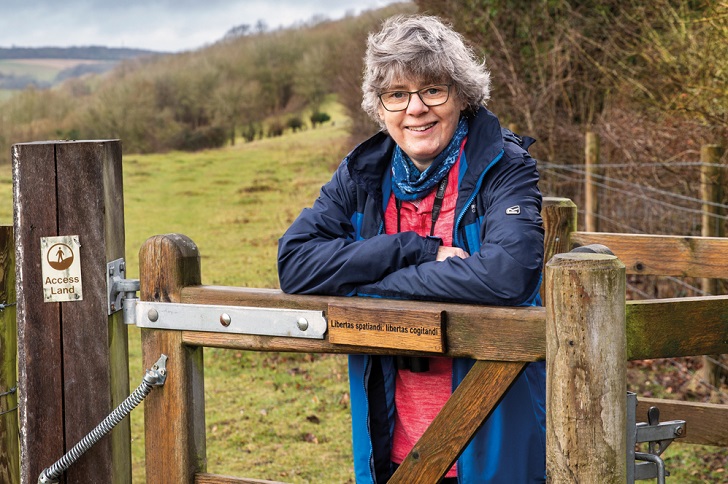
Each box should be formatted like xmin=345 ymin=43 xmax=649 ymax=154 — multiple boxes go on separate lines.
xmin=453 ymin=149 xmax=503 ymax=248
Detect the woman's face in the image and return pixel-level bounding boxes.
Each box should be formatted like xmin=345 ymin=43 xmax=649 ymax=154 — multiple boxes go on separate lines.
xmin=378 ymin=78 xmax=466 ymax=171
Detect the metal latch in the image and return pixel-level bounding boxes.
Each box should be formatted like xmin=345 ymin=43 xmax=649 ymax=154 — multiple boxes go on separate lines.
xmin=627 ymin=392 xmax=686 ymax=483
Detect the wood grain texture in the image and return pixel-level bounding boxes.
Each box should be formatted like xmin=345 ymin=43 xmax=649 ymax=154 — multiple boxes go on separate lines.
xmin=571 ymin=232 xmax=728 ymax=278
xmin=55 ymin=141 xmax=128 ymax=484
xmin=545 ymin=253 xmax=627 ymax=483
xmin=180 ymin=286 xmax=546 ymax=362
xmin=12 ymin=142 xmax=64 ymax=484
xmin=0 ymin=226 xmax=19 ymax=484
xmin=541 ymin=197 xmax=577 ymax=267
xmin=141 ymin=234 xmax=206 ymax=484
xmin=635 ymin=397 xmax=728 ymax=447
xmin=389 ymin=361 xmax=525 ymax=483
xmin=541 ymin=197 xmax=577 ymax=303
xmin=328 ymin=303 xmax=444 ymax=352
xmin=626 ymin=296 xmax=728 ymax=360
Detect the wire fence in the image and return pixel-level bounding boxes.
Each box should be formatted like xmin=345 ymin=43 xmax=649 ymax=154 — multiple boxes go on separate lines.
xmin=538 ymin=146 xmax=727 ymax=403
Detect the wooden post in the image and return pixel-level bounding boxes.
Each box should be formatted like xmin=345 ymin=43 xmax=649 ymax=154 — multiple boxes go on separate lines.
xmin=0 ymin=226 xmax=19 ymax=484
xmin=699 ymin=144 xmax=725 ymax=387
xmin=541 ymin=197 xmax=578 ymax=303
xmin=585 ymin=131 xmax=600 ymax=232
xmin=140 ymin=234 xmax=206 ymax=484
xmin=13 ymin=141 xmax=130 ymax=484
xmin=545 ymin=251 xmax=626 ymax=482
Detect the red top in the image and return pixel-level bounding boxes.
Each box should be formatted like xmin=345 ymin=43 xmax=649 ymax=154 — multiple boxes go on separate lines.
xmin=384 ymin=157 xmax=460 ymax=477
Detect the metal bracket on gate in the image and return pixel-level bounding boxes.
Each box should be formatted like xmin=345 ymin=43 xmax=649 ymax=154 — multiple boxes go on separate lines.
xmin=627 ymin=392 xmax=686 ymax=483
xmin=107 ymin=258 xmax=140 ymax=316
xmin=132 ymin=300 xmax=327 ymax=339
xmin=107 ymin=258 xmax=327 ymax=339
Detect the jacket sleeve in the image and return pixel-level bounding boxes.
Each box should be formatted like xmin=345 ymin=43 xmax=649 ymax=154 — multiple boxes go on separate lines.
xmin=277 ymin=161 xmax=442 ymax=295
xmin=355 ymin=153 xmax=544 ymax=306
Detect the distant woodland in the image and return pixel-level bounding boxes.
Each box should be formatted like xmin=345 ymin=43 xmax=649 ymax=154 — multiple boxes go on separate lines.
xmin=0 ymin=46 xmax=162 ymax=60
xmin=0 ymin=0 xmax=725 ymax=203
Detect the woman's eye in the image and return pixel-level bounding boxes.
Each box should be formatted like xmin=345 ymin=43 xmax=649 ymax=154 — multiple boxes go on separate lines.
xmin=390 ymin=92 xmax=407 ymax=100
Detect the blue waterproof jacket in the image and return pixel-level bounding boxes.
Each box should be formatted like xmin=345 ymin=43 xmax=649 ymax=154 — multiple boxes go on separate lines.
xmin=278 ymin=108 xmax=546 ymax=483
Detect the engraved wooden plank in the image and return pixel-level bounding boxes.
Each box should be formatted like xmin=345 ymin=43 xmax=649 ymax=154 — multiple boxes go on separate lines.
xmin=180 ymin=286 xmax=546 ymax=361
xmin=328 ymin=302 xmax=444 ymax=353
xmin=571 ymin=232 xmax=728 ymax=278
xmin=626 ymin=296 xmax=728 ymax=360
xmin=389 ymin=361 xmax=525 ymax=483
xmin=141 ymin=234 xmax=206 ymax=484
xmin=0 ymin=226 xmax=19 ymax=484
xmin=12 ymin=142 xmax=64 ymax=484
xmin=635 ymin=397 xmax=728 ymax=447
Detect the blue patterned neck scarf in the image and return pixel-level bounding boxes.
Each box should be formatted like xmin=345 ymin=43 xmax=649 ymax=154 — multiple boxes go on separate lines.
xmin=391 ymin=116 xmax=468 ymax=201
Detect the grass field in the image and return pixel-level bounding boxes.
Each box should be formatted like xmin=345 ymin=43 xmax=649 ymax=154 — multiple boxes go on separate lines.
xmin=122 ymin=100 xmax=356 ymax=483
xmin=0 ymin=99 xmax=726 ymax=482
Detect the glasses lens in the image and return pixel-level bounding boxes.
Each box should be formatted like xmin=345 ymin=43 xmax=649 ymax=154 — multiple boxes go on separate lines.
xmin=419 ymin=85 xmax=449 ymax=106
xmin=380 ymin=91 xmax=409 ymax=111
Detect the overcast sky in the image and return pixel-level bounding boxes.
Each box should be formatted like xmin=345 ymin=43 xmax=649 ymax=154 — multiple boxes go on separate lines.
xmin=0 ymin=0 xmax=402 ymax=52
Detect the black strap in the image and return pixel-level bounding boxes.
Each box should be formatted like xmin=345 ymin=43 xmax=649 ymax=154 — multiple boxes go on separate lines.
xmin=430 ymin=173 xmax=449 ymax=236
xmin=395 ymin=174 xmax=449 ymax=237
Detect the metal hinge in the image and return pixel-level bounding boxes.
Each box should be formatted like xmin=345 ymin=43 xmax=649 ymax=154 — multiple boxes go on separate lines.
xmin=107 ymin=259 xmax=326 ymax=339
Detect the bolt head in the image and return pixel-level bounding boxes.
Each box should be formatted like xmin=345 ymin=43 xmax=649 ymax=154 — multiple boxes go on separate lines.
xmin=220 ymin=313 xmax=232 ymax=327
xmin=297 ymin=317 xmax=309 ymax=331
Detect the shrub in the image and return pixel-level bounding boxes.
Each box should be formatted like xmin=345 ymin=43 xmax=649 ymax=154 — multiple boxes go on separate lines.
xmin=310 ymin=111 xmax=330 ymax=128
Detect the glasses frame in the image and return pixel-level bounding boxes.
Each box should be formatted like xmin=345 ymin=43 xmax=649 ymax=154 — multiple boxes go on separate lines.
xmin=378 ymin=84 xmax=452 ymax=112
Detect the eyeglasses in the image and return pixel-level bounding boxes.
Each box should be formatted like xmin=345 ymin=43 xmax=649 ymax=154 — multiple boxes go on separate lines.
xmin=378 ymin=84 xmax=452 ymax=112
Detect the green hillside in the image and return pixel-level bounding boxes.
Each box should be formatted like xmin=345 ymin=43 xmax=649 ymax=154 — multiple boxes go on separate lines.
xmin=0 ymin=46 xmax=161 ymax=90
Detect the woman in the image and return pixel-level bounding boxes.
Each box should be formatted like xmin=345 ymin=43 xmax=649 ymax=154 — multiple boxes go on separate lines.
xmin=278 ymin=15 xmax=545 ymax=483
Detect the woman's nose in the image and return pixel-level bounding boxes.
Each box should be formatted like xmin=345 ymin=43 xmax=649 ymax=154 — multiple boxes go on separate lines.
xmin=406 ymin=92 xmax=429 ymax=115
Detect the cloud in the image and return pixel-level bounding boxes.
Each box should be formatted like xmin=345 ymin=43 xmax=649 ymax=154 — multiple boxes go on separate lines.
xmin=0 ymin=0 xmax=401 ymax=52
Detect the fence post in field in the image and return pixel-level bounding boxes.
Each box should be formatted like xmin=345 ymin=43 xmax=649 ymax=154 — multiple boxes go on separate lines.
xmin=699 ymin=144 xmax=725 ymax=387
xmin=12 ymin=141 xmax=130 ymax=484
xmin=1 ymin=225 xmax=19 ymax=484
xmin=140 ymin=234 xmax=206 ymax=484
xmin=545 ymin=250 xmax=626 ymax=482
xmin=585 ymin=130 xmax=600 ymax=233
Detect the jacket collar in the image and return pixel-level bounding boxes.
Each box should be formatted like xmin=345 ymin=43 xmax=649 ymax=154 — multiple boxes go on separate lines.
xmin=346 ymin=107 xmax=504 ymax=197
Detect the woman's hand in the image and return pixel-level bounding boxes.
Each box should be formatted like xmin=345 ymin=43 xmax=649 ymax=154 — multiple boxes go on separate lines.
xmin=436 ymin=246 xmax=469 ymax=261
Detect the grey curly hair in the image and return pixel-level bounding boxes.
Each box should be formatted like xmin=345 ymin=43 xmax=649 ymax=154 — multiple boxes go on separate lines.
xmin=361 ymin=15 xmax=491 ymax=127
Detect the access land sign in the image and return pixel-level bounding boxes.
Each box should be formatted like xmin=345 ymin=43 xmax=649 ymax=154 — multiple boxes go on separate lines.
xmin=41 ymin=235 xmax=83 ymax=302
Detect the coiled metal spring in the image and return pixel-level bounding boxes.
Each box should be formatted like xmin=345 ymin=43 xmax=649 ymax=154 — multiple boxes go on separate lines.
xmin=38 ymin=354 xmax=168 ymax=484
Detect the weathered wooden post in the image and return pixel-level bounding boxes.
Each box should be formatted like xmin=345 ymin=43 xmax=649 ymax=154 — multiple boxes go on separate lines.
xmin=13 ymin=141 xmax=130 ymax=484
xmin=1 ymin=225 xmax=19 ymax=484
xmin=545 ymin=250 xmax=626 ymax=482
xmin=585 ymin=131 xmax=600 ymax=233
xmin=699 ymin=144 xmax=725 ymax=387
xmin=541 ymin=197 xmax=578 ymax=288
xmin=140 ymin=234 xmax=206 ymax=484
